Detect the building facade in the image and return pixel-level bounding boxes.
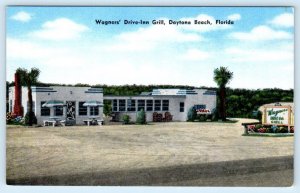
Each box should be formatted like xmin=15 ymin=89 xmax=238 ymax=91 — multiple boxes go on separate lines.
xmin=8 ymin=86 xmax=216 ymax=124
xmin=8 ymin=86 xmax=104 ymax=125
xmin=104 ymin=89 xmax=217 ymax=122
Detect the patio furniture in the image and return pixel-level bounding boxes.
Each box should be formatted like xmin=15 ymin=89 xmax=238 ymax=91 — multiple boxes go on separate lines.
xmin=153 ymin=112 xmax=163 ymax=122
xmin=43 ymin=117 xmax=62 ymax=127
xmin=60 ymin=120 xmax=66 ymax=127
xmin=84 ymin=117 xmax=103 ymax=126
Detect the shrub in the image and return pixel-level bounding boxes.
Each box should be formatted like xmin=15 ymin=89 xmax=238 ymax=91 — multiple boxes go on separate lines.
xmin=187 ymin=107 xmax=197 ymax=121
xmin=211 ymin=108 xmax=218 ymax=121
xmin=255 ymin=124 xmax=263 ymax=129
xmin=290 ymin=126 xmax=294 ymax=133
xmin=258 ymin=127 xmax=267 ymax=133
xmin=122 ymin=114 xmax=130 ymax=124
xmin=24 ymin=112 xmax=37 ymax=125
xmin=136 ymin=109 xmax=146 ymax=124
xmin=103 ymin=101 xmax=112 ymax=116
xmin=6 ymin=112 xmax=16 ymax=124
xmin=198 ymin=115 xmax=207 ymax=122
xmin=278 ymin=126 xmax=288 ymax=133
xmin=270 ymin=125 xmax=278 ymax=133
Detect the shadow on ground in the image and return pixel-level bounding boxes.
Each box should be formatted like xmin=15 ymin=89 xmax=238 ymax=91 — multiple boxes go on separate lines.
xmin=7 ymin=155 xmax=293 ymax=186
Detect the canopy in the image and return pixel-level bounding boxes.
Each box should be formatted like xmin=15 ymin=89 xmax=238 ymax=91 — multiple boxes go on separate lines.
xmin=83 ymin=101 xmax=103 ymax=107
xmin=42 ymin=100 xmax=64 ymax=107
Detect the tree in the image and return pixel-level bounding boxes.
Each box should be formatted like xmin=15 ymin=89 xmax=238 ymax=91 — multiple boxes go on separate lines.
xmin=103 ymin=100 xmax=112 ymax=116
xmin=213 ymin=66 xmax=233 ymax=121
xmin=187 ymin=106 xmax=197 ymax=121
xmin=16 ymin=67 xmax=40 ymax=126
xmin=136 ymin=109 xmax=146 ymax=124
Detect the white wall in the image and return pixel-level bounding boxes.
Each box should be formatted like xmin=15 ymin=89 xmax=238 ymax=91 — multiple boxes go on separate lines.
xmin=104 ymin=89 xmax=216 ymax=122
xmin=10 ymin=86 xmax=103 ymax=125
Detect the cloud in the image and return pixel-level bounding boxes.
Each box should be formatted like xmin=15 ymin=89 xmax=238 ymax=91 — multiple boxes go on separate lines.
xmin=109 ymin=24 xmax=202 ymax=51
xmin=227 ymin=14 xmax=241 ymax=21
xmin=225 ymin=46 xmax=293 ymax=63
xmin=181 ymin=49 xmax=211 ymax=61
xmin=269 ymin=13 xmax=294 ymax=28
xmin=11 ymin=11 xmax=32 ymax=22
xmin=230 ymin=25 xmax=292 ymax=41
xmin=30 ymin=18 xmax=89 ymax=40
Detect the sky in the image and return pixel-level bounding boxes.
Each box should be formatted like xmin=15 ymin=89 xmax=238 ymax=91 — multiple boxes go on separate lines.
xmin=6 ymin=7 xmax=294 ymax=89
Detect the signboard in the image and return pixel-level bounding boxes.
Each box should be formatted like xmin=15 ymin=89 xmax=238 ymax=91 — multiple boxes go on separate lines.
xmin=196 ymin=109 xmax=211 ymax=115
xmin=265 ymin=106 xmax=290 ymax=125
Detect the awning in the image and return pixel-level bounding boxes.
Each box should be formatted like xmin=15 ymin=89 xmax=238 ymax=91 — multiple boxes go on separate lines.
xmin=83 ymin=101 xmax=103 ymax=107
xmin=42 ymin=100 xmax=64 ymax=107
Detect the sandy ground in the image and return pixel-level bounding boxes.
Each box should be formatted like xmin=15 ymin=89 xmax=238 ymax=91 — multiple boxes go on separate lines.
xmin=6 ymin=119 xmax=294 ymax=185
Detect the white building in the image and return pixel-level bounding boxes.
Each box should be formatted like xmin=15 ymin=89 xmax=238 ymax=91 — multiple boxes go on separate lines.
xmin=104 ymin=89 xmax=217 ymax=122
xmin=8 ymin=86 xmax=216 ymax=124
xmin=8 ymin=86 xmax=104 ymax=125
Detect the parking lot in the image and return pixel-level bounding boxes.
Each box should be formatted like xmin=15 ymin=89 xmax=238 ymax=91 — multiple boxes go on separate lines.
xmin=6 ymin=119 xmax=294 ymax=186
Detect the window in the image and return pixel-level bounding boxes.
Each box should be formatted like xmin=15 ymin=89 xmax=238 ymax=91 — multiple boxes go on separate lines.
xmin=54 ymin=106 xmax=63 ymax=116
xmin=146 ymin=100 xmax=153 ymax=111
xmin=79 ymin=102 xmax=87 ymax=116
xmin=162 ymin=100 xmax=169 ymax=111
xmin=90 ymin=106 xmax=99 ymax=116
xmin=180 ymin=102 xmax=184 ymax=112
xmin=41 ymin=101 xmax=50 ymax=116
xmin=194 ymin=104 xmax=206 ymax=110
xmin=137 ymin=100 xmax=145 ymax=111
xmin=27 ymin=101 xmax=35 ymax=113
xmin=113 ymin=99 xmax=118 ymax=112
xmin=154 ymin=100 xmax=161 ymax=111
xmin=127 ymin=99 xmax=136 ymax=111
xmin=119 ymin=100 xmax=126 ymax=111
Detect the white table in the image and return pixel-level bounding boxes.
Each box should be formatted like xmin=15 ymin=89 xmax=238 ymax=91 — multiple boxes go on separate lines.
xmin=84 ymin=118 xmax=103 ymax=126
xmin=44 ymin=117 xmax=62 ymax=127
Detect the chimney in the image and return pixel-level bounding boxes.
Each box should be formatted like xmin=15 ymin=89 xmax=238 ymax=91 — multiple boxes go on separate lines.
xmin=13 ymin=73 xmax=23 ymax=116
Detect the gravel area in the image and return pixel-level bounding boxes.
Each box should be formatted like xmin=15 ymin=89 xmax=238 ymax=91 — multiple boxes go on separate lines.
xmin=6 ymin=118 xmax=294 ymax=185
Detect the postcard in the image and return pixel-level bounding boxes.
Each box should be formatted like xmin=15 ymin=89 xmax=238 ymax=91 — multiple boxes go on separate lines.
xmin=6 ymin=6 xmax=294 ymax=186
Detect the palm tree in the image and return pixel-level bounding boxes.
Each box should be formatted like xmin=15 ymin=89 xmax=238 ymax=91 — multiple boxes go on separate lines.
xmin=213 ymin=66 xmax=233 ymax=121
xmin=16 ymin=67 xmax=40 ymax=126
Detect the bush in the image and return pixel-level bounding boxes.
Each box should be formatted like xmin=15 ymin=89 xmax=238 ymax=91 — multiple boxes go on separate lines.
xmin=198 ymin=115 xmax=207 ymax=122
xmin=290 ymin=126 xmax=294 ymax=133
xmin=187 ymin=107 xmax=197 ymax=121
xmin=270 ymin=125 xmax=278 ymax=133
xmin=136 ymin=109 xmax=146 ymax=124
xmin=6 ymin=112 xmax=16 ymax=124
xmin=24 ymin=112 xmax=37 ymax=125
xmin=122 ymin=114 xmax=130 ymax=124
xmin=278 ymin=126 xmax=288 ymax=133
xmin=255 ymin=124 xmax=263 ymax=130
xmin=258 ymin=127 xmax=267 ymax=133
xmin=211 ymin=108 xmax=218 ymax=121
xmin=103 ymin=101 xmax=112 ymax=116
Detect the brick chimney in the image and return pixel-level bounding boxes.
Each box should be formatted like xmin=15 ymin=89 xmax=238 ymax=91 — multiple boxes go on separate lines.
xmin=13 ymin=73 xmax=23 ymax=116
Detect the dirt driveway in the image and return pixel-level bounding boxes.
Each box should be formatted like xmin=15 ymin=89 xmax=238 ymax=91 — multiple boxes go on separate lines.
xmin=6 ymin=119 xmax=294 ymax=185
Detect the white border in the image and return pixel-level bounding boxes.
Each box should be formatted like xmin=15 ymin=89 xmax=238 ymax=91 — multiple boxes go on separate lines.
xmin=0 ymin=1 xmax=298 ymax=193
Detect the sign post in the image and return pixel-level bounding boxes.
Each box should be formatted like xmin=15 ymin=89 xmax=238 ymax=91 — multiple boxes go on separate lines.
xmin=263 ymin=105 xmax=291 ymax=132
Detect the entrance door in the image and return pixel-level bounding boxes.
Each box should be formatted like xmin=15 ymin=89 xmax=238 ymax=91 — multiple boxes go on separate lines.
xmin=66 ymin=101 xmax=76 ymax=125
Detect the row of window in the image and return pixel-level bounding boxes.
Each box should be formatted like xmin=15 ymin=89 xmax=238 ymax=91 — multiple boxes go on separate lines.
xmin=16 ymin=100 xmax=186 ymax=116
xmin=40 ymin=101 xmax=99 ymax=117
xmin=112 ymin=99 xmax=185 ymax=112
